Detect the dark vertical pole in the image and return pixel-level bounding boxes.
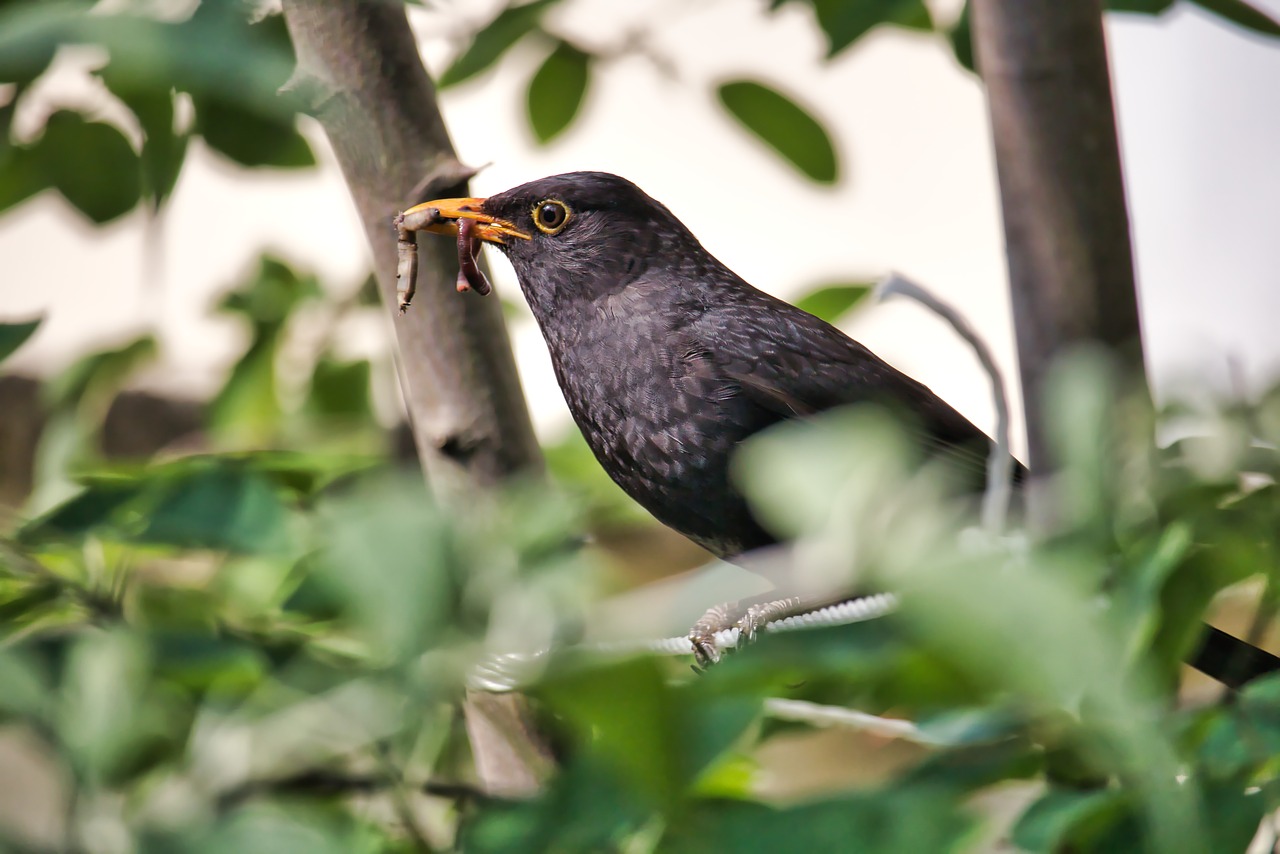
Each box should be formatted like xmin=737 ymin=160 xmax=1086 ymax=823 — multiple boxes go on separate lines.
xmin=971 ymin=0 xmax=1148 ymax=475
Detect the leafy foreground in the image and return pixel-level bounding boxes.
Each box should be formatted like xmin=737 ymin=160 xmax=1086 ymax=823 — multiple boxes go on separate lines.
xmin=5 ymin=317 xmax=1280 ymax=853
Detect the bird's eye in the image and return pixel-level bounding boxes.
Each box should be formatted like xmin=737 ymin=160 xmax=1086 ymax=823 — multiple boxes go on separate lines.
xmin=532 ymin=200 xmax=570 ymax=235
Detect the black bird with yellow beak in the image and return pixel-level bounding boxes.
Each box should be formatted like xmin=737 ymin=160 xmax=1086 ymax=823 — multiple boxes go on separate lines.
xmin=404 ymin=170 xmax=1279 ymax=686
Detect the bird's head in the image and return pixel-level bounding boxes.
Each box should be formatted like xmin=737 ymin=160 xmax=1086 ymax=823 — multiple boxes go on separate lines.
xmin=403 ymin=172 xmax=706 ymax=311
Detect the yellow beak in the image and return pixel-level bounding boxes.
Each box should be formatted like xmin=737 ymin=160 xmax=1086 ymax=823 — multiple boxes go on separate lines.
xmin=401 ymin=197 xmax=530 ymax=244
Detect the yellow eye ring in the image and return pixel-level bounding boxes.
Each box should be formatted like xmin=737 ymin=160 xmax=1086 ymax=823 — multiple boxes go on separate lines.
xmin=531 ymin=199 xmax=571 ymax=235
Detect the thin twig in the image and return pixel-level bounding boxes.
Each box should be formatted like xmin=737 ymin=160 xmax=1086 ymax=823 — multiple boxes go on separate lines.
xmin=762 ymin=698 xmax=945 ymax=744
xmin=874 ymin=272 xmax=1014 ymax=533
xmin=216 ymin=769 xmax=500 ymax=811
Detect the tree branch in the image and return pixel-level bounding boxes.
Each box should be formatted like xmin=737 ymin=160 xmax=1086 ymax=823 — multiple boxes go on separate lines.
xmin=280 ymin=0 xmax=552 ymax=796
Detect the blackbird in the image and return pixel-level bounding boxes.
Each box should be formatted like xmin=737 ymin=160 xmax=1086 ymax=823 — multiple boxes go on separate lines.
xmin=407 ymin=170 xmax=1278 ymax=688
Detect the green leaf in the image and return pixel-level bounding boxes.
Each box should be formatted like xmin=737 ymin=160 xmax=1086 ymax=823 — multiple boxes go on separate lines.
xmin=526 ymin=40 xmax=590 ymax=144
xmin=772 ymin=0 xmax=933 ymax=57
xmin=0 ymin=649 xmax=48 ymax=718
xmin=17 ymin=480 xmax=146 ymax=544
xmin=58 ymin=630 xmax=156 ymax=781
xmin=539 ymin=656 xmax=759 ymax=807
xmin=98 ymin=71 xmax=188 ymax=208
xmin=1012 ymin=788 xmax=1127 ymax=852
xmin=663 ymin=791 xmax=972 ymax=853
xmin=138 ymin=465 xmax=292 ymax=554
xmin=312 ymin=475 xmax=457 ymax=661
xmin=45 ymin=334 xmax=158 ymax=424
xmin=1107 ymin=0 xmax=1176 ymax=12
xmin=1190 ymin=0 xmax=1280 ymax=37
xmin=439 ymin=0 xmax=557 ymax=88
xmin=36 ymin=110 xmax=141 ymax=223
xmin=218 ymin=255 xmax=322 ymax=325
xmin=194 ymin=94 xmax=314 ymax=169
xmin=717 ymin=80 xmax=839 ymax=184
xmin=793 ymin=283 xmax=872 ymax=322
xmin=0 ymin=318 xmax=40 ymax=364
xmin=541 ymin=657 xmax=680 ymax=805
xmin=306 ymin=356 xmax=373 ymax=419
xmin=0 ymin=144 xmax=50 ymax=216
xmin=1201 ymin=779 xmax=1269 ymax=854
xmin=208 ymin=332 xmax=282 ymax=444
xmin=947 ymin=2 xmax=975 ymax=72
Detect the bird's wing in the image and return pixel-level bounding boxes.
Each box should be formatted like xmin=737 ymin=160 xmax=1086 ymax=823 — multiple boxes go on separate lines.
xmin=684 ymin=293 xmax=1006 ymax=485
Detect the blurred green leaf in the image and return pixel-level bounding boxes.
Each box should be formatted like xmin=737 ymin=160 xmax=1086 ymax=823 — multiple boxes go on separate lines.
xmin=218 ymin=256 xmax=322 ymax=325
xmin=1191 ymin=0 xmax=1280 ymax=36
xmin=663 ymin=791 xmax=971 ymax=853
xmin=439 ymin=0 xmax=558 ymax=88
xmin=459 ymin=757 xmax=648 ymax=853
xmin=1107 ymin=0 xmax=1176 ymax=11
xmin=794 ymin=283 xmax=872 ymax=322
xmin=540 ymin=655 xmax=759 ymax=808
xmin=37 ymin=110 xmax=141 ymax=223
xmin=1199 ymin=673 xmax=1280 ymax=777
xmin=947 ymin=2 xmax=974 ymax=72
xmin=0 ymin=144 xmax=50 ymax=216
xmin=210 ymin=333 xmax=283 ymax=444
xmin=58 ymin=629 xmax=166 ymax=782
xmin=0 ymin=1 xmax=89 ymax=85
xmin=1105 ymin=0 xmax=1280 ymax=37
xmin=46 ymin=334 xmax=159 ymax=429
xmin=138 ymin=465 xmax=293 ymax=555
xmin=526 ymin=40 xmax=590 ymax=143
xmin=0 ymin=317 xmax=40 ymax=364
xmin=1201 ymin=778 xmax=1269 ymax=854
xmin=771 ymin=0 xmax=933 ymax=57
xmin=717 ymin=80 xmax=839 ymax=184
xmin=211 ymin=256 xmax=322 ymax=443
xmin=151 ymin=632 xmax=267 ymax=694
xmin=1013 ymin=788 xmax=1128 ymax=853
xmin=306 ymin=357 xmax=372 ymax=419
xmin=194 ymin=94 xmax=314 ymax=169
xmin=18 ymin=480 xmax=146 ymax=544
xmin=98 ymin=71 xmax=188 ymax=208
xmin=189 ymin=802 xmax=381 ymax=854
xmin=312 ymin=475 xmax=458 ymax=661
xmin=541 ymin=657 xmax=680 ymax=804
xmin=0 ymin=648 xmax=48 ymax=718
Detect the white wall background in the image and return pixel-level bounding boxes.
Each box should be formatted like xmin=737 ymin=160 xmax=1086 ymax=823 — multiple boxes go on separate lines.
xmin=2 ymin=0 xmax=1278 ymax=460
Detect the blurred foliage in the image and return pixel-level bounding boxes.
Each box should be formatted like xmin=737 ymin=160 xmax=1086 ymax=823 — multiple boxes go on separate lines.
xmin=525 ymin=40 xmax=590 ymax=144
xmin=428 ymin=0 xmax=1279 ymax=177
xmin=716 ymin=80 xmax=838 ymax=184
xmin=5 ymin=0 xmax=1280 ymax=850
xmin=9 ymin=317 xmax=1280 ymax=848
xmin=0 ymin=0 xmax=313 ymax=224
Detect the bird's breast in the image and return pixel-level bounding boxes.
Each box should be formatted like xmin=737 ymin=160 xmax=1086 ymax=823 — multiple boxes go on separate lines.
xmin=537 ymin=308 xmax=773 ymax=556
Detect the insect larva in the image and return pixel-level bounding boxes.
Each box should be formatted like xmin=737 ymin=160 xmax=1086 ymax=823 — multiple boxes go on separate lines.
xmin=456 ymin=217 xmax=492 ymax=296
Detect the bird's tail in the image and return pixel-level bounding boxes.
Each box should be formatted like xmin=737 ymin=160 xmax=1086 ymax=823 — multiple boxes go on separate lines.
xmin=1190 ymin=625 xmax=1280 ymax=689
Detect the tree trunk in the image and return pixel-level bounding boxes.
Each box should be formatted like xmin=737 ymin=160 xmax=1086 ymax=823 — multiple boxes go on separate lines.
xmin=281 ymin=0 xmax=552 ymax=796
xmin=970 ymin=0 xmax=1148 ymax=476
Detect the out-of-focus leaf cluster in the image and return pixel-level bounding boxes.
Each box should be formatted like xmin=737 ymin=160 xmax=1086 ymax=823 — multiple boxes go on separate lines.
xmin=426 ymin=0 xmax=1278 ymax=185
xmin=0 ymin=285 xmax=599 ymax=848
xmin=0 ymin=0 xmax=314 ymax=224
xmin=12 ymin=280 xmax=1280 ymax=848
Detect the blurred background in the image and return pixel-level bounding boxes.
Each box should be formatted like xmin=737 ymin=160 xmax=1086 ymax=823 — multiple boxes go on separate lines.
xmin=4 ymin=0 xmax=1279 ymax=472
xmin=2 ymin=1 xmax=1280 ymax=850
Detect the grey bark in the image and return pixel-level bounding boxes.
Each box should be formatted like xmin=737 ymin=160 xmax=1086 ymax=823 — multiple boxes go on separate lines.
xmin=281 ymin=0 xmax=552 ymax=795
xmin=970 ymin=0 xmax=1149 ymax=475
